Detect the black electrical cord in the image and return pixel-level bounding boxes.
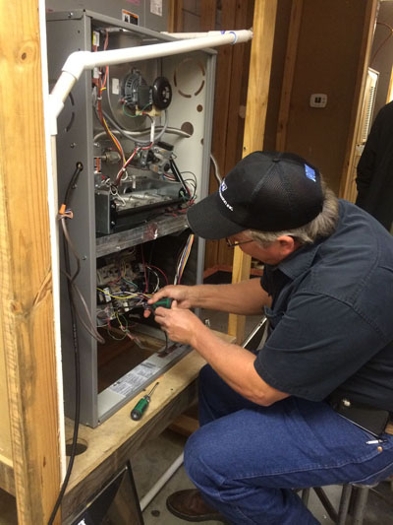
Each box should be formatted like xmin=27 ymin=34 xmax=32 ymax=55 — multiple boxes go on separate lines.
xmin=47 ymin=222 xmax=82 ymax=525
xmin=47 ymin=163 xmax=83 ymax=525
xmin=63 ymin=162 xmax=83 ymax=210
xmin=169 ymin=158 xmax=192 ymax=200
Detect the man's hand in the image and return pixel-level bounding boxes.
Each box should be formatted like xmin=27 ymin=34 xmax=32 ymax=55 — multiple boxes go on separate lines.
xmin=153 ymin=300 xmax=203 ymax=346
xmin=144 ymin=284 xmax=193 ymax=319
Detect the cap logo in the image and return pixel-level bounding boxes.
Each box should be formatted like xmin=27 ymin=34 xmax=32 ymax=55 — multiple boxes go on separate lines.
xmin=219 ymin=180 xmax=233 ymax=211
xmin=304 ymin=164 xmax=316 ymax=182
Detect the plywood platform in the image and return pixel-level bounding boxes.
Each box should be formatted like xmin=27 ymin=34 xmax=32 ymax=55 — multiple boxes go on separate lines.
xmin=60 ymin=334 xmax=232 ymax=522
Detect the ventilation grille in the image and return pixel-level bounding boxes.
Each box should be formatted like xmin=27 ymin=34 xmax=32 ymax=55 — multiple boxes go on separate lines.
xmin=358 ymin=68 xmax=379 ymax=145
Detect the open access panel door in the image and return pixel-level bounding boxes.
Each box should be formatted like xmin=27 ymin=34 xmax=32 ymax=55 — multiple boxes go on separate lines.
xmin=46 ymin=10 xmax=216 ymax=427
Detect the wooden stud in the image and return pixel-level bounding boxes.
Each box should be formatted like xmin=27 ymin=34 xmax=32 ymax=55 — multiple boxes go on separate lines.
xmin=168 ymin=0 xmax=183 ymax=32
xmin=228 ymin=0 xmax=278 ymax=343
xmin=276 ymin=0 xmax=304 ymax=151
xmin=241 ymin=0 xmax=278 ymax=158
xmin=0 ymin=2 xmax=61 ymax=524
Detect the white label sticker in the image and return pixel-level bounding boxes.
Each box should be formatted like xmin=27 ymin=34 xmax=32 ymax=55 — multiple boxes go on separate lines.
xmin=112 ymin=78 xmax=120 ymax=95
xmin=150 ymin=0 xmax=163 ymax=16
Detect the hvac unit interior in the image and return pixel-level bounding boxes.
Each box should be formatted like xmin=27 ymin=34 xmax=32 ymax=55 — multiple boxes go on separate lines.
xmin=46 ymin=9 xmax=216 ymax=427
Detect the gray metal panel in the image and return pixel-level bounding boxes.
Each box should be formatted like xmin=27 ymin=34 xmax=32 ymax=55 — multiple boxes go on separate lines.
xmin=46 ymin=9 xmax=171 ymax=42
xmin=96 ymin=215 xmax=188 ymax=258
xmin=46 ymin=0 xmax=144 ymax=26
xmin=158 ymin=48 xmax=217 ymax=287
xmin=46 ymin=0 xmax=169 ymax=30
xmin=144 ymin=0 xmax=169 ymax=32
xmin=47 ymin=14 xmax=99 ymax=425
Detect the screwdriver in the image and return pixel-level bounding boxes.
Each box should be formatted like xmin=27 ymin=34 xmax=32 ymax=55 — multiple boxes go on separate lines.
xmin=130 ymin=382 xmax=159 ymax=421
xmin=151 ymin=298 xmax=173 ymax=310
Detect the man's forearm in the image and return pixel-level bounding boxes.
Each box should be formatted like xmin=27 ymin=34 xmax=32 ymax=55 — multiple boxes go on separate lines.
xmin=189 ymin=323 xmax=288 ymax=406
xmin=189 ymin=278 xmax=271 ymax=315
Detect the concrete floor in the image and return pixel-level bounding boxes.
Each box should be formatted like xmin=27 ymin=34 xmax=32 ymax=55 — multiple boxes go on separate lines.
xmin=1 ymin=310 xmax=392 ymax=524
xmin=135 ymin=429 xmax=393 ymax=525
xmin=1 ymin=430 xmax=392 ymax=524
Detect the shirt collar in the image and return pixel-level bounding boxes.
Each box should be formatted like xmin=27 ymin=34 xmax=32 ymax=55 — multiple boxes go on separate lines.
xmin=272 ymin=240 xmax=321 ymax=280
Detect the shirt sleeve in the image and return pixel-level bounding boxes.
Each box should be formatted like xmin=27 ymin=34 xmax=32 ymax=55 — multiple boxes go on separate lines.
xmin=254 ymin=291 xmax=385 ymax=401
xmin=356 ymin=105 xmax=386 ymax=207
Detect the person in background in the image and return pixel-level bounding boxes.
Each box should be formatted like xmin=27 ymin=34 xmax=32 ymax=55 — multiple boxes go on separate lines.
xmin=147 ymin=151 xmax=393 ymax=524
xmin=356 ymin=99 xmax=393 ymax=231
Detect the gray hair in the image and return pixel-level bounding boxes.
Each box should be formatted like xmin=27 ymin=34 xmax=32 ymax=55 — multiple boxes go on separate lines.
xmin=247 ymin=185 xmax=339 ymax=246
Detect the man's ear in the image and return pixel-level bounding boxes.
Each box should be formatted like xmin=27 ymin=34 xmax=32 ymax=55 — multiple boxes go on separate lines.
xmin=277 ymin=235 xmax=299 ymax=256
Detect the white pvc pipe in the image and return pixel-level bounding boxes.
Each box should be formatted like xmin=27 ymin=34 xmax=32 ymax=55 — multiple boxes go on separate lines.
xmin=139 ymin=452 xmax=184 ymax=511
xmin=162 ymin=30 xmax=249 ymax=39
xmin=49 ymin=29 xmax=253 ymax=121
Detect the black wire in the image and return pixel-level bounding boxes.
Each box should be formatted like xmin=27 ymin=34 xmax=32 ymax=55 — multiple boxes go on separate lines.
xmin=47 ymin=164 xmax=83 ymax=525
xmin=47 ymin=223 xmax=81 ymax=525
xmin=169 ymin=158 xmax=191 ymax=200
xmin=48 ymin=251 xmax=81 ymax=525
xmin=64 ymin=162 xmax=83 ymax=208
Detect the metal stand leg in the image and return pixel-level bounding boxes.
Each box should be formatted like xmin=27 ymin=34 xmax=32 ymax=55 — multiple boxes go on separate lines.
xmin=313 ymin=487 xmax=339 ymax=523
xmin=302 ymin=482 xmax=378 ymax=525
xmin=351 ymin=484 xmax=375 ymax=525
xmin=301 ymin=488 xmax=311 ymax=506
xmin=337 ymin=484 xmax=353 ymax=525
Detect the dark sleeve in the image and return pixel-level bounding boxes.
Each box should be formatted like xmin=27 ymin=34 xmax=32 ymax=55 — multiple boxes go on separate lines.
xmin=254 ymin=292 xmax=384 ymax=401
xmin=356 ymin=113 xmax=383 ymax=207
xmin=356 ymin=104 xmax=391 ymax=207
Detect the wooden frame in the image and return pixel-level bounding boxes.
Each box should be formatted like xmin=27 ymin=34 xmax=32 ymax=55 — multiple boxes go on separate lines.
xmin=0 ymin=1 xmax=61 ymax=523
xmin=228 ymin=0 xmax=278 ymax=343
xmin=0 ymin=1 xmax=383 ymax=522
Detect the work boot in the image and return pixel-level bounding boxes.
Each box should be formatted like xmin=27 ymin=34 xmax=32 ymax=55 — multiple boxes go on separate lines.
xmin=166 ymin=488 xmax=227 ymax=522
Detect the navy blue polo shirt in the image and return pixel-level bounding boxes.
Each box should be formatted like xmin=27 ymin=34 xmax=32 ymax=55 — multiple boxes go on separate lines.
xmin=254 ymin=200 xmax=393 ymax=411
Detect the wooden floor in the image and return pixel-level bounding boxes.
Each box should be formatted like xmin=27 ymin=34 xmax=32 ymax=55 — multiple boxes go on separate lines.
xmin=61 ymin=347 xmax=208 ymax=522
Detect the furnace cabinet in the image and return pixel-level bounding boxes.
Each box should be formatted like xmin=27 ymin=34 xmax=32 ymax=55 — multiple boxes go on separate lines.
xmin=46 ymin=10 xmax=216 ymax=427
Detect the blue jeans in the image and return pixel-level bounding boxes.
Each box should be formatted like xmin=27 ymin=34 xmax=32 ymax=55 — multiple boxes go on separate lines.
xmin=183 ymin=365 xmax=393 ymax=525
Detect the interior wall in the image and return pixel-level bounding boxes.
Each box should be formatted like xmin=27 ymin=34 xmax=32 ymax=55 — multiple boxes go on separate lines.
xmin=175 ymin=0 xmax=255 ymax=271
xmin=282 ymin=0 xmax=370 ymax=194
xmin=181 ymin=0 xmax=202 ymax=30
xmin=369 ymin=0 xmax=393 ymax=116
xmin=264 ymin=0 xmax=292 ymax=151
xmin=175 ymin=0 xmax=374 ymax=269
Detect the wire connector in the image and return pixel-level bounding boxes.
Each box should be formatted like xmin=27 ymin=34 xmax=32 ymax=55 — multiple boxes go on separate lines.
xmin=58 ymin=204 xmax=74 ymax=220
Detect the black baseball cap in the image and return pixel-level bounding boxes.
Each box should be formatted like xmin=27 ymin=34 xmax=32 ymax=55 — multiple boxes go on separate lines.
xmin=187 ymin=151 xmax=324 ymax=239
